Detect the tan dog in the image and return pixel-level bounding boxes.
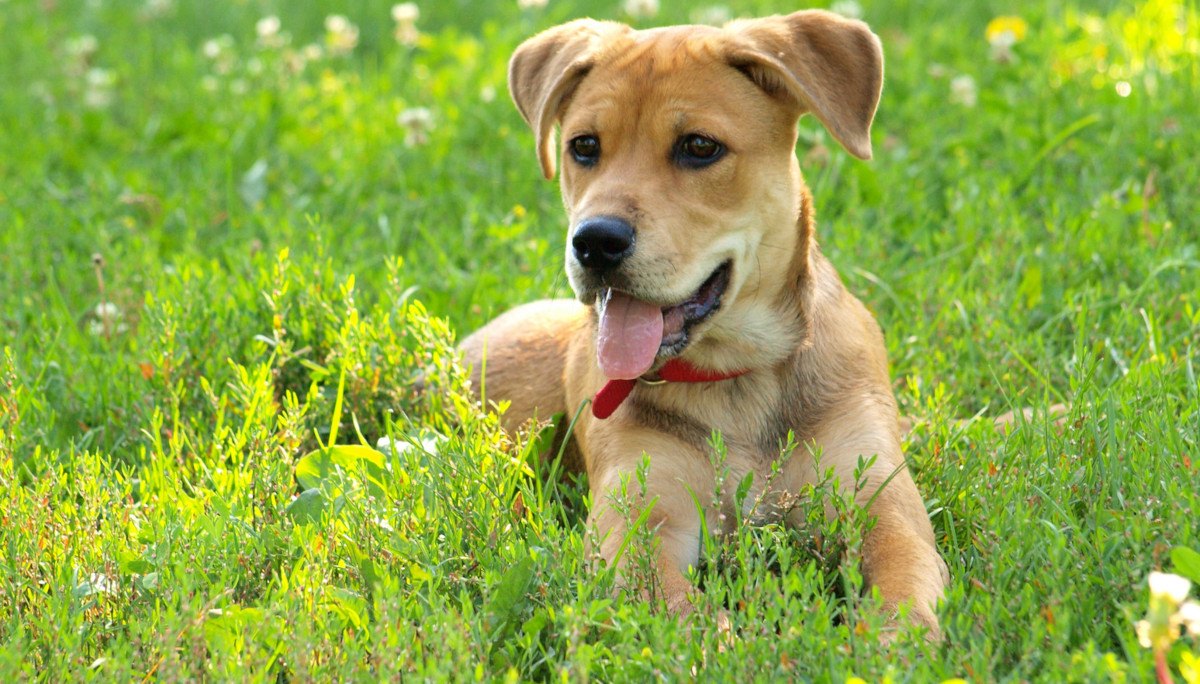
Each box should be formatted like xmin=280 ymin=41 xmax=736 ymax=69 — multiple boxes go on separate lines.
xmin=460 ymin=10 xmax=949 ymax=640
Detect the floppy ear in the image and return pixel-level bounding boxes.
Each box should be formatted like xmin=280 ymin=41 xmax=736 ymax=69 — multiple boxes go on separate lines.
xmin=724 ymin=10 xmax=883 ymax=159
xmin=508 ymin=19 xmax=631 ymax=179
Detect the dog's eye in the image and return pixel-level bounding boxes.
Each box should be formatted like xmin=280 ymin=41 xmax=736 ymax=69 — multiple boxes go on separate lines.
xmin=569 ymin=135 xmax=601 ymax=166
xmin=676 ymin=135 xmax=725 ymax=168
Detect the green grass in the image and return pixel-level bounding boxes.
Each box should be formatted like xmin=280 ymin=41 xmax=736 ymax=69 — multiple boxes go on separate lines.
xmin=2 ymin=0 xmax=1199 ymax=680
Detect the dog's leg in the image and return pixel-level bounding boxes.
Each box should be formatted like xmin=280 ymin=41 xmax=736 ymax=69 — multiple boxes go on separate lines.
xmin=458 ymin=299 xmax=587 ymax=433
xmin=856 ymin=487 xmax=947 ymax=643
xmin=584 ymin=431 xmax=716 ymax=618
xmin=800 ymin=404 xmax=948 ymax=642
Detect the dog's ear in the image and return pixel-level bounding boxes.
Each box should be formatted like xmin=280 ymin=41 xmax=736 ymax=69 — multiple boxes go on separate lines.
xmin=724 ymin=10 xmax=883 ymax=160
xmin=508 ymin=19 xmax=631 ymax=179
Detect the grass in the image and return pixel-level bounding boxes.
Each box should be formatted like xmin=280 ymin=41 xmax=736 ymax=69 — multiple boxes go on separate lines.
xmin=1 ymin=0 xmax=1198 ymax=680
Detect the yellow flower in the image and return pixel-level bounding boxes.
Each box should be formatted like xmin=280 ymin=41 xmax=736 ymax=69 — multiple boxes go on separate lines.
xmin=985 ymin=16 xmax=1028 ymax=46
xmin=1181 ymin=651 xmax=1199 ymax=684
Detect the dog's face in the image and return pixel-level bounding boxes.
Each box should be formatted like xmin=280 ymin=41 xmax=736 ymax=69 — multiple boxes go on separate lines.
xmin=557 ymin=29 xmax=804 ymax=372
xmin=509 ymin=12 xmax=883 ymax=378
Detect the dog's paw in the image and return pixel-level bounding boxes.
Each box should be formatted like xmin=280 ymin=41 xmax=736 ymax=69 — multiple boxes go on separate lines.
xmin=877 ymin=604 xmax=942 ymax=646
xmin=664 ymin=592 xmax=735 ymax=643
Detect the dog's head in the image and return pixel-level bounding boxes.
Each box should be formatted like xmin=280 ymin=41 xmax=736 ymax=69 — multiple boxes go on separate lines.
xmin=509 ymin=11 xmax=883 ymax=378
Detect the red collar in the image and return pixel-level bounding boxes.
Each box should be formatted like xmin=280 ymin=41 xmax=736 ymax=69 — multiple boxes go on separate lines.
xmin=592 ymin=359 xmax=750 ymax=419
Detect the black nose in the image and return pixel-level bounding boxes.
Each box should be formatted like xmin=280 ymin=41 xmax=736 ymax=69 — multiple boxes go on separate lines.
xmin=572 ymin=216 xmax=635 ymax=270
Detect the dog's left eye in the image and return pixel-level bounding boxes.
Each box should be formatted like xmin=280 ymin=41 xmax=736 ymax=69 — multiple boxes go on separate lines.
xmin=676 ymin=135 xmax=725 ymax=167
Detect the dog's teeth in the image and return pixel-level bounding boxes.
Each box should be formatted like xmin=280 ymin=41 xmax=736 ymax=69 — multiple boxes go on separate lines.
xmin=598 ymin=288 xmax=613 ymax=314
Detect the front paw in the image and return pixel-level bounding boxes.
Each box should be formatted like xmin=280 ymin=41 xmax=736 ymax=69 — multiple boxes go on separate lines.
xmin=664 ymin=590 xmax=734 ymax=637
xmin=877 ymin=602 xmax=942 ymax=645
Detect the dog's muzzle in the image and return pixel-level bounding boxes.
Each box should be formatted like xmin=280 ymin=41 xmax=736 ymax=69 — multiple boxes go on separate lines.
xmin=572 ymin=216 xmax=635 ymax=272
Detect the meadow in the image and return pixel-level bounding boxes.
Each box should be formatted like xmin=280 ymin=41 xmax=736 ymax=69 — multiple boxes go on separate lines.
xmin=1 ymin=0 xmax=1198 ymax=680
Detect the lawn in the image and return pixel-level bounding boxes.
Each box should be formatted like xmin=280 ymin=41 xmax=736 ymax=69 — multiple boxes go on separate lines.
xmin=1 ymin=0 xmax=1198 ymax=680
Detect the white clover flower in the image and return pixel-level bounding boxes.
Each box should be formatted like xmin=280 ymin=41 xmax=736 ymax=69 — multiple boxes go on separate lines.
xmin=395 ymin=24 xmax=420 ymax=46
xmin=378 ymin=433 xmax=443 ymax=457
xmin=66 ymin=35 xmax=100 ymax=61
xmin=690 ymin=6 xmax=732 ymax=26
xmin=255 ymin=16 xmax=290 ymax=49
xmin=517 ymin=0 xmax=548 ymax=8
xmin=1180 ymin=600 xmax=1200 ymax=634
xmin=302 ymin=43 xmax=324 ymax=61
xmin=830 ymin=1 xmax=863 ymax=20
xmin=1150 ymin=571 xmax=1193 ymax=604
xmin=83 ymin=573 xmax=117 ymax=595
xmin=397 ymin=107 xmax=432 ymax=127
xmin=140 ymin=0 xmax=172 ymax=19
xmin=89 ymin=302 xmax=127 ymax=336
xmin=325 ymin=14 xmax=350 ymax=34
xmin=95 ymin=302 xmax=120 ymax=320
xmin=256 ymin=16 xmax=280 ymax=40
xmin=325 ymin=15 xmax=360 ymax=56
xmin=377 ymin=436 xmax=407 ymax=457
xmin=480 ymin=84 xmax=496 ymax=103
xmin=1137 ymin=571 xmax=1200 ymax=654
xmin=83 ymin=68 xmax=116 ymax=109
xmin=985 ymin=16 xmax=1027 ymax=64
xmin=391 ymin=2 xmax=419 ymax=23
xmin=622 ymin=0 xmax=659 ymax=20
xmin=280 ymin=49 xmax=307 ymax=75
xmin=949 ymin=74 xmax=977 ymax=107
xmin=397 ymin=107 xmax=434 ymax=146
xmin=989 ymin=39 xmax=1015 ymax=63
xmin=202 ymin=35 xmax=233 ymax=60
xmin=990 ymin=31 xmax=1017 ymax=50
xmin=202 ymin=39 xmax=222 ymax=59
xmin=392 ymin=3 xmax=420 ymax=45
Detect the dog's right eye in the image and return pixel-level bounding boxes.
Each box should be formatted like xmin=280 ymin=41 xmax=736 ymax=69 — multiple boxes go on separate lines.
xmin=569 ymin=135 xmax=601 ymax=166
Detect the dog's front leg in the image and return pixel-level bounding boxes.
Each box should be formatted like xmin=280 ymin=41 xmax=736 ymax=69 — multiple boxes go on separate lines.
xmin=584 ymin=430 xmax=716 ymax=619
xmin=801 ymin=408 xmax=948 ymax=642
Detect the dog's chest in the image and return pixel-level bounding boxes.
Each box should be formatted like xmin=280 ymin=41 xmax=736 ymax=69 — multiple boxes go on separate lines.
xmin=627 ymin=375 xmax=814 ymax=472
xmin=630 ymin=368 xmax=812 ymax=443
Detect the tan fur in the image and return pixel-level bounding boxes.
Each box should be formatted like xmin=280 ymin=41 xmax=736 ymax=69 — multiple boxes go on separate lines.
xmin=460 ymin=10 xmax=949 ymax=641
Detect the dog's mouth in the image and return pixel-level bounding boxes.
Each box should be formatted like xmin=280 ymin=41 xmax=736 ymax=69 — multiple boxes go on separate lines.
xmin=595 ymin=260 xmax=731 ymax=380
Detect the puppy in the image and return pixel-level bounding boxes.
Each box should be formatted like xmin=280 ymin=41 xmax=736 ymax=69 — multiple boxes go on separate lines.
xmin=460 ymin=9 xmax=949 ymax=641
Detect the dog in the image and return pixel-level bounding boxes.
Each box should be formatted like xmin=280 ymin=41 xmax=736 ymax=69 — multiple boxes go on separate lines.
xmin=459 ymin=9 xmax=949 ymax=641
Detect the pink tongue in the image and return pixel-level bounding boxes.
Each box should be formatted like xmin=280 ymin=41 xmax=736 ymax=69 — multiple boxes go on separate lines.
xmin=597 ymin=290 xmax=664 ymax=380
